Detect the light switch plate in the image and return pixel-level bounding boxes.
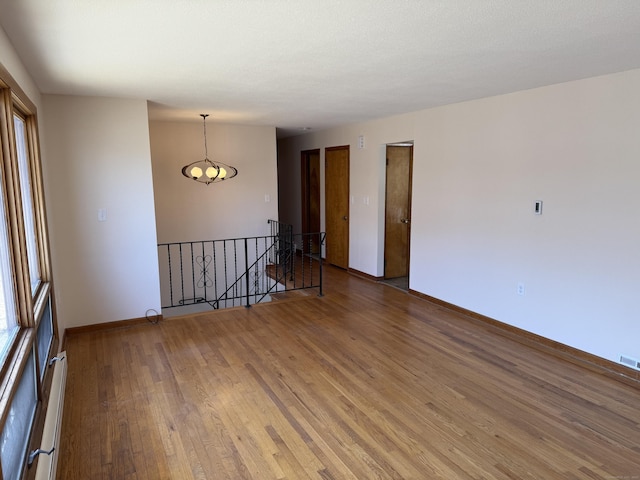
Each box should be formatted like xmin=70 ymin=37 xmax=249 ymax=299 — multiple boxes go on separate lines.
xmin=534 ymin=200 xmax=543 ymax=215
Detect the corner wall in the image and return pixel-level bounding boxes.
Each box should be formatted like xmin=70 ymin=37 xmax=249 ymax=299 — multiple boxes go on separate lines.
xmin=0 ymin=26 xmax=40 ymax=107
xmin=41 ymin=95 xmax=162 ymax=329
xmin=277 ymin=68 xmax=640 ymax=366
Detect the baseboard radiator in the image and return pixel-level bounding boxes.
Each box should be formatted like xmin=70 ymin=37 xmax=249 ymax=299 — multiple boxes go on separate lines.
xmin=30 ymin=351 xmax=67 ymax=480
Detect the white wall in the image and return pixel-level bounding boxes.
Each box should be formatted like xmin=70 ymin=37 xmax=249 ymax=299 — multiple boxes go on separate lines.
xmin=0 ymin=27 xmax=40 ymax=107
xmin=278 ymin=68 xmax=640 ymax=366
xmin=149 ymin=120 xmax=278 ymax=242
xmin=41 ymin=95 xmax=162 ymax=329
xmin=278 ymin=114 xmax=416 ymax=275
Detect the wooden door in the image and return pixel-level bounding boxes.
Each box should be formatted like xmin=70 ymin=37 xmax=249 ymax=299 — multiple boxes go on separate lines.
xmin=325 ymin=146 xmax=349 ymax=269
xmin=384 ymin=145 xmax=413 ymax=279
xmin=301 ymin=149 xmax=321 ymax=254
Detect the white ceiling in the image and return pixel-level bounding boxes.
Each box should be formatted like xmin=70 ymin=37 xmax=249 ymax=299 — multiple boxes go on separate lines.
xmin=2 ymin=0 xmax=640 ymax=137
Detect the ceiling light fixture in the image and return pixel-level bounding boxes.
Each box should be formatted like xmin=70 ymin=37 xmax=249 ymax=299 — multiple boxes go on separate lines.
xmin=181 ymin=114 xmax=238 ymax=185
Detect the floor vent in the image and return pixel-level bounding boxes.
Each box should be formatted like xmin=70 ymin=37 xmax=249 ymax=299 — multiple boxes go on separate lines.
xmin=619 ymin=355 xmax=640 ymax=371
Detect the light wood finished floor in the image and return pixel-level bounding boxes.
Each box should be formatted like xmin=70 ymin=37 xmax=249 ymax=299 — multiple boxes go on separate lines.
xmin=59 ymin=266 xmax=640 ymax=479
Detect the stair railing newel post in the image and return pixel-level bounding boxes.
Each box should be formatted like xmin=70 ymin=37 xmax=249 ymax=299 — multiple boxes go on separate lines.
xmin=244 ymin=237 xmax=251 ymax=308
xmin=179 ymin=243 xmax=185 ymax=305
xmin=166 ymin=244 xmax=174 ymax=307
xmin=318 ymin=234 xmax=324 ymax=297
xmin=201 ymin=241 xmax=206 ymax=303
xmin=289 ymin=227 xmax=295 ymax=282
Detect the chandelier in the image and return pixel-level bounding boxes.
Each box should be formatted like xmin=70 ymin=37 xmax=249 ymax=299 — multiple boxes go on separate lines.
xmin=181 ymin=114 xmax=238 ymax=185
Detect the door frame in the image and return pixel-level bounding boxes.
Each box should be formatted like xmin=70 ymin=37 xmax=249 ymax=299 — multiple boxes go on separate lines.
xmin=300 ymin=149 xmax=321 ymax=254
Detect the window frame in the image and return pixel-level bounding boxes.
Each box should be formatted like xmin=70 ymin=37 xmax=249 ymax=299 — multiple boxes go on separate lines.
xmin=0 ymin=63 xmax=58 ymax=480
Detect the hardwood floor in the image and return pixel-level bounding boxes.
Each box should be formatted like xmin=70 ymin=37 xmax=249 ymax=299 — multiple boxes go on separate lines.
xmin=58 ymin=266 xmax=640 ymax=479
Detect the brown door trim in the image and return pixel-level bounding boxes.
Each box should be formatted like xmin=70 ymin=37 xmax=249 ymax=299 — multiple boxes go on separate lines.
xmin=301 ymin=149 xmax=321 ymax=254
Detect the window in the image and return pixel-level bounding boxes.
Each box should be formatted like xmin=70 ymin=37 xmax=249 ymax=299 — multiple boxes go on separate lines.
xmin=36 ymin=298 xmax=53 ymax=382
xmin=0 ymin=347 xmax=37 ymax=480
xmin=0 ymin=68 xmax=57 ymax=480
xmin=14 ymin=113 xmax=42 ymax=295
xmin=0 ymin=162 xmax=18 ymax=363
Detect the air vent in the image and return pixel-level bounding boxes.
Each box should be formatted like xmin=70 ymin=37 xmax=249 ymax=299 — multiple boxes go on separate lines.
xmin=619 ymin=355 xmax=640 ymax=371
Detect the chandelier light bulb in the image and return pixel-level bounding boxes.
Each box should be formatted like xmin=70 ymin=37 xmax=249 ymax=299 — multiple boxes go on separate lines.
xmin=205 ymin=166 xmax=218 ymax=179
xmin=190 ymin=166 xmax=203 ymax=179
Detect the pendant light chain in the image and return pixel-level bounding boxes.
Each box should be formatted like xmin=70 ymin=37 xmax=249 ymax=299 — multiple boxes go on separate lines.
xmin=202 ymin=114 xmax=209 ymax=159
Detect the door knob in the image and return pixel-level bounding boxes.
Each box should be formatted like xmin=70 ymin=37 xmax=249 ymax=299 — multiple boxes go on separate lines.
xmin=343 ymin=215 xmax=348 ymax=221
xmin=400 ymin=218 xmax=410 ymax=224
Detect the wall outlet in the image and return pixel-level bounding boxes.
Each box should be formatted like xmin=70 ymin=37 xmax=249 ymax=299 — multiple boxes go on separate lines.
xmin=517 ymin=283 xmax=525 ymax=296
xmin=619 ymin=355 xmax=640 ymax=371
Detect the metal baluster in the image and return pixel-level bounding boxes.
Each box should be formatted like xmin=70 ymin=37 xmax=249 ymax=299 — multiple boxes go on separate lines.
xmin=179 ymin=243 xmax=185 ymax=306
xmin=167 ymin=244 xmax=173 ymax=308
xmin=318 ymin=234 xmax=324 ymax=296
xmin=244 ymin=237 xmax=250 ymax=308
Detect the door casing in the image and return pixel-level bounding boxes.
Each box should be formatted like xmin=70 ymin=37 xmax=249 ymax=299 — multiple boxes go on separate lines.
xmin=301 ymin=149 xmax=321 ymax=254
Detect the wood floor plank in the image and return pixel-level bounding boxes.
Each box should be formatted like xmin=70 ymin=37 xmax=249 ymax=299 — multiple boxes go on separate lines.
xmin=58 ymin=266 xmax=640 ymax=479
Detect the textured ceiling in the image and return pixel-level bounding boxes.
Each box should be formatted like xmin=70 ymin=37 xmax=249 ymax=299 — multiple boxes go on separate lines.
xmin=2 ymin=0 xmax=640 ymax=137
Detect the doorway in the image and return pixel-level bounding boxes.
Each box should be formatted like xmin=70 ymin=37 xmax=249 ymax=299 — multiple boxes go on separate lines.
xmin=383 ymin=144 xmax=413 ymax=289
xmin=301 ymin=149 xmax=321 ymax=254
xmin=325 ymin=146 xmax=349 ymax=269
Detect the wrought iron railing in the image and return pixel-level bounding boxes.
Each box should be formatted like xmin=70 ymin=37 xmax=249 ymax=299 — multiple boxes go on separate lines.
xmin=268 ymin=218 xmax=294 ymax=278
xmin=157 ymin=222 xmax=325 ymax=311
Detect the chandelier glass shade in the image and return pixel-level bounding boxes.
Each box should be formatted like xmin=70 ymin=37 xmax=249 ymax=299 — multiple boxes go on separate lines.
xmin=181 ymin=114 xmax=238 ymax=185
